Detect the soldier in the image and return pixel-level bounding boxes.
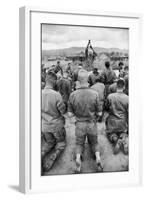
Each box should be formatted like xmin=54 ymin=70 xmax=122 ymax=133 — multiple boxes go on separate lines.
xmin=56 ymin=71 xmax=72 ymax=108
xmin=85 ymin=40 xmax=97 ymax=71
xmin=124 ymin=66 xmax=129 ymax=95
xmin=66 ymin=63 xmax=73 ymax=78
xmin=118 ymin=62 xmax=125 ymax=78
xmin=88 ymin=66 xmax=100 ymax=87
xmin=91 ymin=77 xmax=105 ymax=114
xmin=54 ymin=61 xmax=63 ymax=76
xmin=41 ymin=71 xmax=67 ymax=173
xmin=100 ymin=61 xmax=117 ymax=97
xmin=108 ymin=80 xmax=117 ymax=94
xmin=68 ymin=69 xmax=103 ymax=173
xmin=105 ymin=79 xmax=128 ymax=155
xmin=41 ymin=67 xmax=46 ymax=89
xmin=124 ymin=65 xmax=129 ymax=76
xmin=72 ymin=65 xmax=83 ymax=90
xmin=109 ymin=77 xmax=129 ymax=96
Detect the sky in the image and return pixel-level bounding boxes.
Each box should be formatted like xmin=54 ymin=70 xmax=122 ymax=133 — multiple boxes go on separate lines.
xmin=42 ymin=24 xmax=129 ymax=50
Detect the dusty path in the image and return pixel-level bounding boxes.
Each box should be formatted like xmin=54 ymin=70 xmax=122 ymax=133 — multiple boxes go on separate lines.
xmin=44 ymin=117 xmax=128 ymax=176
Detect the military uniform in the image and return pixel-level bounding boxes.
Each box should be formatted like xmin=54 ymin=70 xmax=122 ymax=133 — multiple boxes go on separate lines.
xmin=91 ymin=82 xmax=105 ymax=111
xmin=56 ymin=77 xmax=72 ymax=106
xmin=41 ymin=86 xmax=67 ymax=172
xmin=88 ymin=72 xmax=100 ymax=87
xmin=108 ymin=82 xmax=117 ymax=94
xmin=54 ymin=64 xmax=63 ymax=76
xmin=68 ymin=87 xmax=101 ymax=157
xmin=105 ymin=91 xmax=128 ymax=153
xmin=100 ymin=68 xmax=117 ymax=97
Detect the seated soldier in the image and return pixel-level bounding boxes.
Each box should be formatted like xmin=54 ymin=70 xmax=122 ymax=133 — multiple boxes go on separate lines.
xmin=105 ymin=79 xmax=129 ymax=155
xmin=68 ymin=69 xmax=103 ymax=173
xmin=41 ymin=71 xmax=67 ymax=173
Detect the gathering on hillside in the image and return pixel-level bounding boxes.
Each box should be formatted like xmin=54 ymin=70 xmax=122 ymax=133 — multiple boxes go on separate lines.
xmin=41 ymin=40 xmax=129 ymax=175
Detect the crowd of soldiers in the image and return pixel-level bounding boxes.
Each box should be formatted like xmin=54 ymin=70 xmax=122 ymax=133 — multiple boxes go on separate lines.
xmin=41 ymin=54 xmax=129 ymax=174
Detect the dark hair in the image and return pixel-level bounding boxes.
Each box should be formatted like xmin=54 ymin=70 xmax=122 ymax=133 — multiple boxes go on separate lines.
xmin=57 ymin=61 xmax=60 ymax=64
xmin=117 ymin=79 xmax=125 ymax=89
xmin=105 ymin=61 xmax=110 ymax=68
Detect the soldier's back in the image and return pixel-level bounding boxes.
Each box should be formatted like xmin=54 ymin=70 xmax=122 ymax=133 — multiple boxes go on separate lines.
xmin=69 ymin=87 xmax=100 ymax=122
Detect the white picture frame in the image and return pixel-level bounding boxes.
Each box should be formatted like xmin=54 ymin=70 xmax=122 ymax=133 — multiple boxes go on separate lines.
xmin=19 ymin=6 xmax=143 ymax=194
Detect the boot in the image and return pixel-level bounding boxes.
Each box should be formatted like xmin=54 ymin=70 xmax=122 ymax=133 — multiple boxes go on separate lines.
xmin=95 ymin=151 xmax=103 ymax=172
xmin=42 ymin=150 xmax=61 ymax=172
xmin=75 ymin=154 xmax=82 ymax=173
xmin=114 ymin=139 xmax=122 ymax=154
xmin=122 ymin=141 xmax=129 ymax=155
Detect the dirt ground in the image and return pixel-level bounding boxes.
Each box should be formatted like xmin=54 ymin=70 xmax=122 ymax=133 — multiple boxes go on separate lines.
xmin=44 ymin=117 xmax=128 ymax=176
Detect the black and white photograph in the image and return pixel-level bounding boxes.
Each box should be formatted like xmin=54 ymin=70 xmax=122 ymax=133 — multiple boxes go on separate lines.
xmin=41 ymin=24 xmax=129 ymax=175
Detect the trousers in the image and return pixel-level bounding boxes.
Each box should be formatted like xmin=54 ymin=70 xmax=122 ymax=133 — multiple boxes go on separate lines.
xmin=41 ymin=127 xmax=66 ymax=172
xmin=75 ymin=121 xmax=99 ymax=157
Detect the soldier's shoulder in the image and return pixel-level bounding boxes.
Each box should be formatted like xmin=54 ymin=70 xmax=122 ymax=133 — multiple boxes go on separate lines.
xmin=49 ymin=89 xmax=61 ymax=97
xmin=88 ymin=87 xmax=99 ymax=96
xmin=123 ymin=93 xmax=129 ymax=99
xmin=108 ymin=92 xmax=115 ymax=99
xmin=69 ymin=90 xmax=77 ymax=98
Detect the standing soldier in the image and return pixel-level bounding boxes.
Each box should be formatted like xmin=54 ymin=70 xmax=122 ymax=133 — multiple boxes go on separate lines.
xmin=105 ymin=79 xmax=129 ymax=155
xmin=54 ymin=61 xmax=63 ymax=76
xmin=100 ymin=61 xmax=117 ymax=97
xmin=41 ymin=71 xmax=67 ymax=173
xmin=68 ymin=69 xmax=103 ymax=173
xmin=85 ymin=40 xmax=97 ymax=71
xmin=66 ymin=63 xmax=73 ymax=78
xmin=118 ymin=62 xmax=125 ymax=78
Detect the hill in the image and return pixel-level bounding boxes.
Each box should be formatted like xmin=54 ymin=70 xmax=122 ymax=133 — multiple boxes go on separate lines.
xmin=42 ymin=47 xmax=128 ymax=57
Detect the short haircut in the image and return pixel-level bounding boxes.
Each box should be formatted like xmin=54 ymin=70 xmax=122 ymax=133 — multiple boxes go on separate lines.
xmin=117 ymin=79 xmax=125 ymax=89
xmin=45 ymin=71 xmax=57 ymax=84
xmin=95 ymin=76 xmax=102 ymax=83
xmin=78 ymin=69 xmax=88 ymax=83
xmin=105 ymin=61 xmax=110 ymax=68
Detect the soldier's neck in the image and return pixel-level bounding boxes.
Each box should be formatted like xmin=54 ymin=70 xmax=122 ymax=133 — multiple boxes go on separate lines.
xmin=45 ymin=84 xmax=54 ymax=89
xmin=117 ymin=89 xmax=123 ymax=93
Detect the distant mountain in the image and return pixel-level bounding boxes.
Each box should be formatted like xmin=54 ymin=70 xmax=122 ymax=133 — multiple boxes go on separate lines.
xmin=42 ymin=47 xmax=128 ymax=57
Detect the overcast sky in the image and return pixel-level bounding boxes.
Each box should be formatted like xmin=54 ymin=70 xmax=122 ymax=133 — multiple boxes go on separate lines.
xmin=42 ymin=24 xmax=129 ymax=50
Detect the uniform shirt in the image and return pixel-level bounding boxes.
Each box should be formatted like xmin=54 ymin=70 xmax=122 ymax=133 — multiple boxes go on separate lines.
xmin=88 ymin=72 xmax=100 ymax=86
xmin=41 ymin=86 xmax=66 ymax=133
xmin=91 ymin=82 xmax=105 ymax=102
xmin=109 ymin=82 xmax=117 ymax=94
xmin=56 ymin=77 xmax=72 ymax=103
xmin=106 ymin=92 xmax=128 ymax=133
xmin=100 ymin=68 xmax=117 ymax=85
xmin=54 ymin=64 xmax=63 ymax=75
xmin=68 ymin=87 xmax=101 ymax=122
